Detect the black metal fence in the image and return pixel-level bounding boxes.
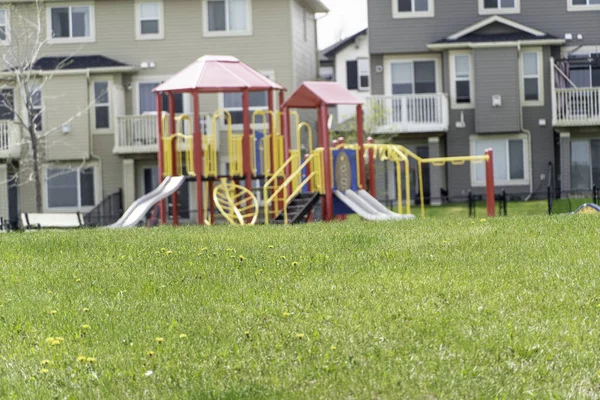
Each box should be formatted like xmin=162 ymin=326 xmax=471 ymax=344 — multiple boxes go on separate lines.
xmin=84 ymin=189 xmax=123 ymax=227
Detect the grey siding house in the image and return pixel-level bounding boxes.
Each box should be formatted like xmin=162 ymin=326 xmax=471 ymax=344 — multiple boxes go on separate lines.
xmin=368 ymin=0 xmax=600 ymax=204
xmin=0 ymin=0 xmax=327 ymax=227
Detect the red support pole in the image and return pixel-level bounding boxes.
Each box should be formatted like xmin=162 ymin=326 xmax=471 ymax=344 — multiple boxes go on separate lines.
xmin=320 ymin=102 xmax=333 ymax=222
xmin=485 ymin=148 xmax=496 ymax=217
xmin=192 ymin=91 xmax=204 ymax=226
xmin=156 ymin=93 xmax=167 ymax=225
xmin=368 ymin=136 xmax=376 ymax=197
xmin=168 ymin=93 xmax=179 ymax=226
xmin=356 ymin=104 xmax=366 ymax=189
xmin=242 ymin=89 xmax=252 ymax=191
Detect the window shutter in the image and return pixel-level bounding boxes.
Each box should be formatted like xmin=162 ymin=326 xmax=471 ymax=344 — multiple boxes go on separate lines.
xmin=346 ymin=61 xmax=358 ymax=90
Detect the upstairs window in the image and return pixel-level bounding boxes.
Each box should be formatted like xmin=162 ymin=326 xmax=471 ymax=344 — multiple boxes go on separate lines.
xmin=393 ymin=0 xmax=434 ymax=18
xmin=390 ymin=60 xmax=436 ymax=94
xmin=222 ymin=70 xmax=273 ymax=126
xmin=93 ymin=82 xmax=110 ymax=130
xmin=29 ymin=85 xmax=43 ymax=132
xmin=136 ymin=1 xmax=164 ymax=40
xmin=0 ymin=9 xmax=9 ymax=43
xmin=521 ymin=50 xmax=543 ymax=106
xmin=479 ymin=0 xmax=520 ymax=14
xmin=568 ymin=54 xmax=600 ymax=88
xmin=205 ymin=0 xmax=252 ymax=36
xmin=48 ymin=5 xmax=95 ymax=42
xmin=451 ymin=53 xmax=473 ymax=107
xmin=569 ymin=0 xmax=600 ymax=11
xmin=0 ymin=89 xmax=14 ymax=120
xmin=346 ymin=59 xmax=370 ymax=91
xmin=137 ymin=82 xmax=183 ymax=115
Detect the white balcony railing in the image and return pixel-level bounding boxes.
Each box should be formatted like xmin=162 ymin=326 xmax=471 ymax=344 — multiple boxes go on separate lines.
xmin=367 ymin=94 xmax=449 ymax=134
xmin=0 ymin=120 xmax=20 ymax=159
xmin=553 ymin=87 xmax=600 ymax=127
xmin=114 ymin=114 xmax=212 ymax=154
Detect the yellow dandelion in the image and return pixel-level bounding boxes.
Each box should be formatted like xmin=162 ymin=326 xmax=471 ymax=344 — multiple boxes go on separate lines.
xmin=81 ymin=324 xmax=91 ymax=330
xmin=239 ymin=255 xmax=246 ymax=261
xmin=268 ymin=245 xmax=274 ymax=249
xmin=331 ymin=345 xmax=337 ymax=350
xmin=480 ymin=218 xmax=486 ymax=222
xmin=291 ymin=262 xmax=299 ymax=267
xmin=155 ymin=337 xmax=164 ymax=344
xmin=76 ymin=356 xmax=87 ymax=363
xmin=282 ymin=312 xmax=291 ymax=318
xmin=86 ymin=357 xmax=96 ymax=363
xmin=280 ymin=256 xmax=286 ymax=260
xmin=51 ymin=339 xmax=61 ymax=346
xmin=179 ymin=333 xmax=187 ymax=339
xmin=244 ymin=331 xmax=250 ymax=337
xmin=49 ymin=310 xmax=57 ymax=315
xmin=45 ymin=337 xmax=54 ymax=344
xmin=40 ymin=359 xmax=51 ymax=366
xmin=82 ymin=308 xmax=89 ymax=312
xmin=226 ymin=248 xmax=234 ymax=252
xmin=40 ymin=368 xmax=49 ymax=374
xmin=75 ymin=278 xmax=81 ymax=283
xmin=471 ymin=221 xmax=475 ymax=224
xmin=296 ymin=333 xmax=305 ymax=339
xmin=165 ymin=250 xmax=173 ymax=255
xmin=54 ymin=337 xmax=64 ymax=343
xmin=147 ymin=351 xmax=155 ymax=357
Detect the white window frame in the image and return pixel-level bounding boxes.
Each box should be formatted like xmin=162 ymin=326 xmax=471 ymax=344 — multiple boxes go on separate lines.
xmin=134 ymin=76 xmax=192 ymax=116
xmin=383 ymin=54 xmax=442 ymax=95
xmin=46 ymin=4 xmax=96 ymax=44
xmin=29 ymin=84 xmax=43 ymax=132
xmin=44 ymin=164 xmax=101 ymax=212
xmin=520 ymin=48 xmax=544 ymax=107
xmin=449 ymin=51 xmax=475 ymax=109
xmin=220 ymin=70 xmax=274 ymax=130
xmin=135 ymin=0 xmax=164 ymax=40
xmin=357 ymin=58 xmax=370 ymax=91
xmin=567 ymin=0 xmax=600 ymax=11
xmin=202 ymin=0 xmax=253 ymax=38
xmin=470 ymin=134 xmax=530 ymax=187
xmin=91 ymin=79 xmax=112 ymax=133
xmin=478 ymin=0 xmax=521 ymax=15
xmin=0 ymin=8 xmax=10 ymax=46
xmin=392 ymin=0 xmax=434 ymax=19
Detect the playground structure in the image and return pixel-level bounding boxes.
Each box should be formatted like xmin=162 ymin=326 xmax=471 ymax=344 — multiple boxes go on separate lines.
xmin=115 ymin=55 xmax=498 ymax=227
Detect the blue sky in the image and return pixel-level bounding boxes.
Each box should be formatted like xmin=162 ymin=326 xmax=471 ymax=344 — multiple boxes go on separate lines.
xmin=317 ymin=0 xmax=368 ymax=50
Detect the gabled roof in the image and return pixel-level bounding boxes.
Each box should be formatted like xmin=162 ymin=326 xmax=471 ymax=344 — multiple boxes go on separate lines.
xmin=283 ymin=81 xmax=363 ymax=108
xmin=33 ymin=55 xmax=130 ymax=70
xmin=300 ymin=0 xmax=329 ymax=13
xmin=154 ymin=55 xmax=284 ymax=93
xmin=428 ymin=16 xmax=565 ymax=49
xmin=320 ymin=28 xmax=368 ymax=63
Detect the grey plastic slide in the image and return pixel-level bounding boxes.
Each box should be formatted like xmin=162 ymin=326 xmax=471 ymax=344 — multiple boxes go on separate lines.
xmin=109 ymin=176 xmax=186 ymax=228
xmin=357 ymin=190 xmax=414 ymax=219
xmin=334 ymin=190 xmax=415 ymax=221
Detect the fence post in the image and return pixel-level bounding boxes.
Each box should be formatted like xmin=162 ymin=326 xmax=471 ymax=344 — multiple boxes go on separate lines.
xmin=503 ymin=190 xmax=507 ymax=216
xmin=594 ymin=185 xmax=598 ymax=205
xmin=468 ymin=190 xmax=473 ymax=218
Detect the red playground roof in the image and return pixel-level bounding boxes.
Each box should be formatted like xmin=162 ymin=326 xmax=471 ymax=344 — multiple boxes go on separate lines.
xmin=154 ymin=55 xmax=284 ymax=93
xmin=283 ymin=81 xmax=364 ymax=108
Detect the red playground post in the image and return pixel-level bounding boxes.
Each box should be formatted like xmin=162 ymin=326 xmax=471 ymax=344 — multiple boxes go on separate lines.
xmin=485 ymin=148 xmax=496 ymax=217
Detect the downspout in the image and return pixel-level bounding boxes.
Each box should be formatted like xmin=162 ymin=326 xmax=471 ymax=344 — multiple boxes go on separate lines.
xmin=86 ymin=68 xmax=104 ymax=201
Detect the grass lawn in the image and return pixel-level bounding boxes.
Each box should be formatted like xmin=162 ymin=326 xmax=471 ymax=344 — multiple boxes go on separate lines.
xmin=2 ymin=216 xmax=600 ymax=398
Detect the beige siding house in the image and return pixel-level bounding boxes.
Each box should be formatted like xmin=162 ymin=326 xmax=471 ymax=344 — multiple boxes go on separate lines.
xmin=0 ymin=0 xmax=326 ymax=227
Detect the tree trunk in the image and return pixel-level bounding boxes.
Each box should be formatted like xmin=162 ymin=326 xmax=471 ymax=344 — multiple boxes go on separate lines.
xmin=29 ymin=127 xmax=42 ymax=213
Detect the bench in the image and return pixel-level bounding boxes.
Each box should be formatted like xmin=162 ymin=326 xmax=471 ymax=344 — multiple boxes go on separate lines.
xmin=21 ymin=213 xmax=85 ymax=230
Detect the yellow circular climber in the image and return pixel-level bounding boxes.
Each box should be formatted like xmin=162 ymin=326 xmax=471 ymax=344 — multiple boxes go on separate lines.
xmin=213 ymin=178 xmax=259 ymax=226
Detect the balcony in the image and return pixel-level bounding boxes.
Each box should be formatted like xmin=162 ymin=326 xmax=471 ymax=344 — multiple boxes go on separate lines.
xmin=367 ymin=94 xmax=449 ymax=134
xmin=553 ymin=87 xmax=600 ymax=127
xmin=114 ymin=114 xmax=212 ymax=154
xmin=0 ymin=120 xmax=21 ymax=159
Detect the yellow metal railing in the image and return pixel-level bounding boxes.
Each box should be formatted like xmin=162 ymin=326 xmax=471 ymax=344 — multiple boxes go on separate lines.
xmin=213 ymin=178 xmax=259 ymax=226
xmin=263 ymin=148 xmax=324 ymax=225
xmin=296 ymin=122 xmax=313 ymax=155
xmin=162 ymin=133 xmax=195 ymax=177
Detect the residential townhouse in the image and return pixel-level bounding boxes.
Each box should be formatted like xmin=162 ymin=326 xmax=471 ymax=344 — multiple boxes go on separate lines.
xmin=367 ymin=0 xmax=600 ymax=204
xmin=0 ymin=0 xmax=326 ymax=227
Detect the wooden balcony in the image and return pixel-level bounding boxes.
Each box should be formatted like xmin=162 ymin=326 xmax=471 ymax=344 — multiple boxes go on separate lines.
xmin=553 ymin=87 xmax=600 ymax=127
xmin=367 ymin=94 xmax=449 ymax=134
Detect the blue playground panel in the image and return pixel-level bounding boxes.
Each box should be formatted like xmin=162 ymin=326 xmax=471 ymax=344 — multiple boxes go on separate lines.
xmin=331 ymin=149 xmax=359 ymax=216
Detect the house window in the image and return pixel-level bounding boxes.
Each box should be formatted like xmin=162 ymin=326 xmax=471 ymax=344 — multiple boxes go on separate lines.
xmin=346 ymin=59 xmax=370 ymax=91
xmin=569 ymin=0 xmax=600 ymax=11
xmin=390 ymin=60 xmax=436 ymax=94
xmin=479 ymin=0 xmax=520 ymax=13
xmin=522 ymin=50 xmax=542 ymax=105
xmin=46 ymin=167 xmax=95 ymax=208
xmin=137 ymin=1 xmax=163 ymax=39
xmin=571 ymin=139 xmax=600 ymax=190
xmin=138 ymin=82 xmax=183 ymax=114
xmin=393 ymin=0 xmax=434 ymax=18
xmin=222 ymin=71 xmax=272 ymax=126
xmin=319 ymin=66 xmax=334 ymax=81
xmin=471 ymin=135 xmax=528 ymax=186
xmin=205 ymin=0 xmax=251 ymax=35
xmin=29 ymin=85 xmax=42 ymax=131
xmin=49 ymin=5 xmax=94 ymax=41
xmin=0 ymin=88 xmax=14 ymax=120
xmin=451 ymin=53 xmax=473 ymax=107
xmin=0 ymin=9 xmax=9 ymax=42
xmin=94 ymin=82 xmax=110 ymax=129
xmin=568 ymin=54 xmax=600 ymax=88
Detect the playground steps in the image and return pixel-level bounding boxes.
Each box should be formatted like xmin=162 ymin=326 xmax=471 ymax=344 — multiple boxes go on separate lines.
xmin=272 ymin=192 xmax=320 ymax=224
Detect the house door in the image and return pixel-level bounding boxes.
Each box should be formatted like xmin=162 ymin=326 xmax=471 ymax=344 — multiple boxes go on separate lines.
xmin=7 ymin=173 xmax=18 ymax=229
xmin=416 ymin=146 xmax=431 ymax=204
